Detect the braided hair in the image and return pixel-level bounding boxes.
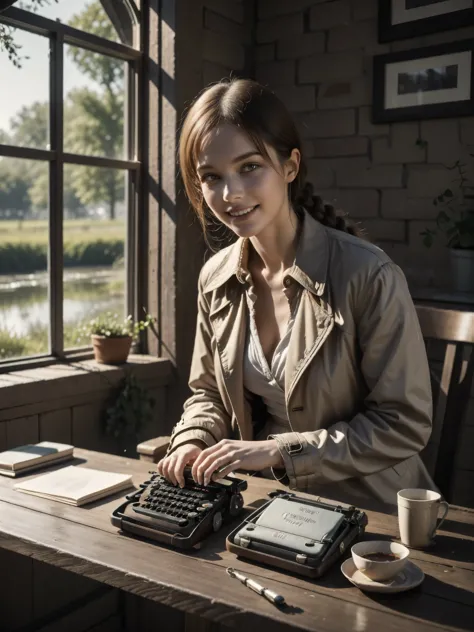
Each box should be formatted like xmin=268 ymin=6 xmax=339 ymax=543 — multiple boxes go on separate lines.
xmin=293 ymin=182 xmax=365 ymax=238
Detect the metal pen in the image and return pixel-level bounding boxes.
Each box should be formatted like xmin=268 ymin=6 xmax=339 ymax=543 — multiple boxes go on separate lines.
xmin=226 ymin=568 xmax=286 ymax=606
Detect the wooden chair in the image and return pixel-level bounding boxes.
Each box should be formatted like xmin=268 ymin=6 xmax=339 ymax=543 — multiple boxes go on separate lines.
xmin=137 ymin=305 xmax=474 ymax=503
xmin=415 ymin=304 xmax=474 ymax=503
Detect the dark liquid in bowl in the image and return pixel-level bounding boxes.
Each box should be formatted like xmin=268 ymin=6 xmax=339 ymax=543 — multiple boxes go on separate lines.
xmin=363 ymin=553 xmax=401 ymax=562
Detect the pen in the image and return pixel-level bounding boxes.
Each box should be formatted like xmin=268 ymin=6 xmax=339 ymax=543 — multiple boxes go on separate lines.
xmin=226 ymin=567 xmax=286 ymax=606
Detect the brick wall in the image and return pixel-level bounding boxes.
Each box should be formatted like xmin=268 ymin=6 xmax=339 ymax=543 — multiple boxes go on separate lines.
xmin=256 ymin=0 xmax=474 ymax=290
xmin=202 ymin=0 xmax=250 ymax=83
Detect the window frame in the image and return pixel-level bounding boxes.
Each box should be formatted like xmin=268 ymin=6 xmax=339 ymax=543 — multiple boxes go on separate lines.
xmin=0 ymin=1 xmax=144 ymax=372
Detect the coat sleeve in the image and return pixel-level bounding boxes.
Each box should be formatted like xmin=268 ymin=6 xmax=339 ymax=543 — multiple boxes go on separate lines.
xmin=166 ymin=272 xmax=232 ymax=455
xmin=272 ymin=261 xmax=433 ymax=490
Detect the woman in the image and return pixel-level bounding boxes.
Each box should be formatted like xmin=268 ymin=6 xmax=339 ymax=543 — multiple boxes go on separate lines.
xmin=157 ymin=78 xmax=434 ymax=507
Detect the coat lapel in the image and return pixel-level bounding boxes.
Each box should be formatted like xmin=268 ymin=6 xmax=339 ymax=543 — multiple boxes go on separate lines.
xmin=208 ymin=282 xmax=252 ymax=440
xmin=284 ymin=213 xmax=335 ymax=406
xmin=285 ymin=291 xmax=334 ymax=407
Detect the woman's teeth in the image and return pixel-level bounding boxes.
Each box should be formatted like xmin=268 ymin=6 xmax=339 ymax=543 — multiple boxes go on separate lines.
xmin=229 ymin=205 xmax=257 ymax=217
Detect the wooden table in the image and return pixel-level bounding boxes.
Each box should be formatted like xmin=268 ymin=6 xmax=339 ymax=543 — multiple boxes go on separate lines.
xmin=0 ymin=450 xmax=473 ymax=632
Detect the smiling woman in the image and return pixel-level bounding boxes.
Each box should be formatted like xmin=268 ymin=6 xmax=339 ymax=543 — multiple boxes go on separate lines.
xmin=157 ymin=78 xmax=435 ymax=509
xmin=195 ymin=123 xmax=298 ymax=241
xmin=179 ymin=80 xmax=362 ymax=245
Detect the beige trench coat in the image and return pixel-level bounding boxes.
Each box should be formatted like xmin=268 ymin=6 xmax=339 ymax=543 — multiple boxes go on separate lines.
xmin=167 ymin=211 xmax=435 ymax=507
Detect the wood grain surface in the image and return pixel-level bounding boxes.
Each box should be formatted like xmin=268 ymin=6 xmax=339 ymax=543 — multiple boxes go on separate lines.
xmin=0 ymin=450 xmax=472 ymax=632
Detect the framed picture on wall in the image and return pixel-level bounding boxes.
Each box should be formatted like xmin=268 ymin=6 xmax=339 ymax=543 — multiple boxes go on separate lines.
xmin=372 ymin=39 xmax=474 ymax=123
xmin=379 ymin=0 xmax=474 ymax=42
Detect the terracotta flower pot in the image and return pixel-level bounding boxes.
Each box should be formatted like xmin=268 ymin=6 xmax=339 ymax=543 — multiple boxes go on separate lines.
xmin=91 ymin=335 xmax=132 ymax=365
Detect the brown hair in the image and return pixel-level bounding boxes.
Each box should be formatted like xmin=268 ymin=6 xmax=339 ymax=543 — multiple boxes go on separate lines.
xmin=179 ymin=78 xmax=364 ymax=241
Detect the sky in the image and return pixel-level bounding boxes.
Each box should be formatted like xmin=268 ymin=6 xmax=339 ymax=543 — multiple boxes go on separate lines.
xmin=0 ymin=0 xmax=114 ymax=134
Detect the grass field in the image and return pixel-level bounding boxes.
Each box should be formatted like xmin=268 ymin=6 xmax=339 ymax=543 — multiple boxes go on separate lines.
xmin=0 ymin=219 xmax=125 ymax=245
xmin=0 ymin=219 xmax=125 ymax=273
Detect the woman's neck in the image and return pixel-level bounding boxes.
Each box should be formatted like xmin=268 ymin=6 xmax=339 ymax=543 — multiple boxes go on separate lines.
xmin=249 ymin=208 xmax=300 ymax=277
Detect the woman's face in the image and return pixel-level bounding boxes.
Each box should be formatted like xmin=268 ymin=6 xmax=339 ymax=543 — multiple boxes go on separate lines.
xmin=196 ymin=124 xmax=299 ymax=239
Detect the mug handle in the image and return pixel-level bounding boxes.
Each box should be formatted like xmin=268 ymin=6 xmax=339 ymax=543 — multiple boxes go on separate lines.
xmin=431 ymin=500 xmax=449 ymax=539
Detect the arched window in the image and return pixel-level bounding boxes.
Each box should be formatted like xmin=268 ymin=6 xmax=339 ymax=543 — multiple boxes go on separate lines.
xmin=0 ymin=0 xmax=143 ymax=367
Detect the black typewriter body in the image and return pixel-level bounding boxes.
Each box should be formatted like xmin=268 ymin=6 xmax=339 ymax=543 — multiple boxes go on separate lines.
xmin=111 ymin=469 xmax=247 ymax=549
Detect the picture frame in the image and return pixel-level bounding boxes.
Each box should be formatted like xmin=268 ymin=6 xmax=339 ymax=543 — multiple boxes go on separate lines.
xmin=372 ymin=39 xmax=474 ymax=124
xmin=379 ymin=0 xmax=474 ymax=43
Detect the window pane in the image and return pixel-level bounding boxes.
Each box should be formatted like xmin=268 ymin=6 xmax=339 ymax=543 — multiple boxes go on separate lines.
xmin=19 ymin=0 xmax=121 ymax=43
xmin=0 ymin=29 xmax=49 ymax=149
xmin=64 ymin=44 xmax=126 ymax=159
xmin=0 ymin=158 xmax=49 ymax=359
xmin=63 ymin=165 xmax=127 ymax=350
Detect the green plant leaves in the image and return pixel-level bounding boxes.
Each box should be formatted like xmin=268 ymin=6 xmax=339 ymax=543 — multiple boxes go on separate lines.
xmin=420 ymin=229 xmax=435 ymax=248
xmin=105 ymin=373 xmax=155 ymax=440
xmin=77 ymin=311 xmax=155 ymax=339
xmin=421 ymin=160 xmax=474 ymax=250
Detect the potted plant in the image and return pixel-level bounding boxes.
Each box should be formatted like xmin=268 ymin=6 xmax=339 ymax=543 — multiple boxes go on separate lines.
xmin=420 ymin=158 xmax=474 ymax=293
xmin=78 ymin=312 xmax=155 ymax=364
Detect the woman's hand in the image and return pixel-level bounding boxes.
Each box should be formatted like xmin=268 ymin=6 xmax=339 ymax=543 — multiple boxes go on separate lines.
xmin=191 ymin=439 xmax=284 ymax=486
xmin=156 ymin=441 xmax=203 ymax=487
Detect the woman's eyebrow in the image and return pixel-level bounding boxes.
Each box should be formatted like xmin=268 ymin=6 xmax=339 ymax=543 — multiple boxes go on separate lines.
xmin=197 ymin=151 xmax=261 ymax=172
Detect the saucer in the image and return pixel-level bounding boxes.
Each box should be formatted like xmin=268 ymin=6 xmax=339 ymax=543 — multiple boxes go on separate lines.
xmin=341 ymin=558 xmax=424 ymax=594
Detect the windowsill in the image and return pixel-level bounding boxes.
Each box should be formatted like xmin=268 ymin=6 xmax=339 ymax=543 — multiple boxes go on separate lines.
xmin=0 ymin=355 xmax=173 ymax=411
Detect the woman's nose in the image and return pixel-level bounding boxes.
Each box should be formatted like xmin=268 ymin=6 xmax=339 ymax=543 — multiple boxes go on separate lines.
xmin=222 ymin=176 xmax=244 ymax=202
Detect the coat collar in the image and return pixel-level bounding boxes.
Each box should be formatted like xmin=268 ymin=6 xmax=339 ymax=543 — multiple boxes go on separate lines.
xmin=202 ymin=210 xmax=330 ymax=297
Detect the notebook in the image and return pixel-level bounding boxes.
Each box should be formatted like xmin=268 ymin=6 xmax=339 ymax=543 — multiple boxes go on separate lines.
xmin=0 ymin=441 xmax=74 ymax=477
xmin=14 ymin=465 xmax=134 ymax=506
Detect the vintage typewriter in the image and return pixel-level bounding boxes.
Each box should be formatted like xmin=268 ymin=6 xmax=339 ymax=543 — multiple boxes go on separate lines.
xmin=111 ymin=468 xmax=248 ymax=549
xmin=227 ymin=489 xmax=368 ymax=578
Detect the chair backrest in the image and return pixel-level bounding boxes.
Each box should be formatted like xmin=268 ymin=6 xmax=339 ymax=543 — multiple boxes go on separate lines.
xmin=415 ymin=305 xmax=474 ymax=502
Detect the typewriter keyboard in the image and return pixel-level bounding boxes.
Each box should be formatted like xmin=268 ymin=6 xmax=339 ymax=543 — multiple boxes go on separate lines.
xmin=132 ymin=473 xmax=227 ymax=528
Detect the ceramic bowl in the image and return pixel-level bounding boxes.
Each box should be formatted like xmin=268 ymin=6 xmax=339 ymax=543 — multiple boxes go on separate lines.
xmin=351 ymin=541 xmax=410 ymax=582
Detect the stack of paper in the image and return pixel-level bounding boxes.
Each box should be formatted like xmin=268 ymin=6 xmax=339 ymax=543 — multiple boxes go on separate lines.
xmin=14 ymin=465 xmax=134 ymax=506
xmin=0 ymin=442 xmax=74 ymax=477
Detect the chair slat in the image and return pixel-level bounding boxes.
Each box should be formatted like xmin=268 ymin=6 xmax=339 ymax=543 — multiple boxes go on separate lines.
xmin=415 ymin=304 xmax=474 ymax=502
xmin=416 ymin=305 xmax=474 ymax=343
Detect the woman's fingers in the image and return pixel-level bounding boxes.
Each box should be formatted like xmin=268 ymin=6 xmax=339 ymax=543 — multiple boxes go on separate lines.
xmin=162 ymin=454 xmax=178 ymax=485
xmin=157 ymin=445 xmax=203 ymax=486
xmin=211 ymin=461 xmax=239 ymax=482
xmin=191 ymin=443 xmax=221 ymax=482
xmin=174 ymin=451 xmax=191 ymax=488
xmin=192 ymin=445 xmax=230 ymax=485
xmin=202 ymin=455 xmax=240 ymax=486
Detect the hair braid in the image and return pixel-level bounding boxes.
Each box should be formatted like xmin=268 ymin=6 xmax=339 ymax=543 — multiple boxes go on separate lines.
xmin=294 ymin=182 xmax=365 ymax=239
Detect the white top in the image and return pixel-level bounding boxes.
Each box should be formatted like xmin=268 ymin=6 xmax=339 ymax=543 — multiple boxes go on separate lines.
xmin=242 ymin=278 xmax=301 ymax=439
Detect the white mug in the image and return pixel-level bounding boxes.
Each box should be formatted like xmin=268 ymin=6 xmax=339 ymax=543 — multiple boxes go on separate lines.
xmin=397 ymin=488 xmax=449 ymax=549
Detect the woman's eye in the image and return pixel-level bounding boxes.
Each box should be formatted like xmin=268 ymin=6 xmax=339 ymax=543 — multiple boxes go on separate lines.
xmin=201 ymin=173 xmax=218 ymax=183
xmin=241 ymin=163 xmax=260 ymax=173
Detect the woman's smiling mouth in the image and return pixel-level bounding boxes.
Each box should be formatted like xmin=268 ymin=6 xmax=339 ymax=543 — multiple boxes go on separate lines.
xmin=227 ymin=204 xmax=259 ymax=218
